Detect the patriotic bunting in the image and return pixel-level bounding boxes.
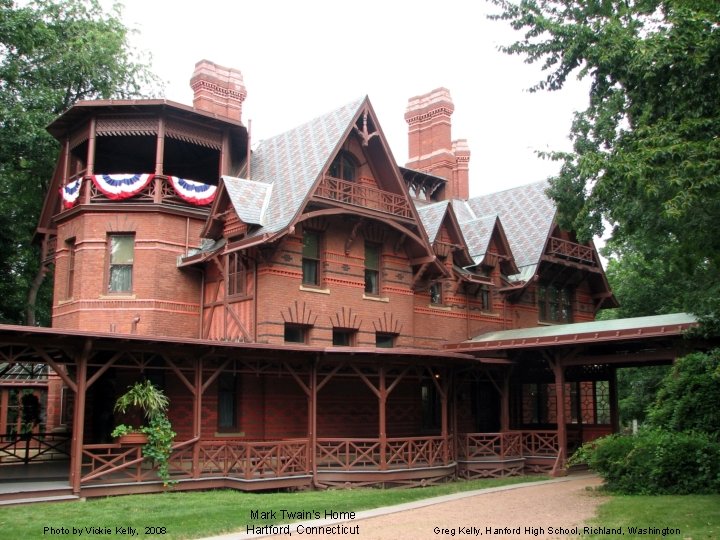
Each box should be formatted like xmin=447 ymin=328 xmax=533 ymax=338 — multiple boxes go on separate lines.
xmin=90 ymin=173 xmax=154 ymax=200
xmin=60 ymin=177 xmax=83 ymax=208
xmin=168 ymin=176 xmax=217 ymax=205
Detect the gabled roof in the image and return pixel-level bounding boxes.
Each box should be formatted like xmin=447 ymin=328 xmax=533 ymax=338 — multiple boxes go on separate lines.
xmin=466 ymin=181 xmax=556 ymax=280
xmin=223 ymin=176 xmax=273 ymax=226
xmin=415 ymin=200 xmax=450 ymax=243
xmin=244 ymin=97 xmax=366 ymax=238
xmin=458 ymin=213 xmax=499 ymax=265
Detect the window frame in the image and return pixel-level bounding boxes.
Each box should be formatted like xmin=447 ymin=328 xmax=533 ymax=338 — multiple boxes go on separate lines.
xmin=107 ymin=233 xmax=135 ymax=294
xmin=375 ymin=332 xmax=395 ymax=348
xmin=430 ymin=282 xmax=443 ymax=305
xmin=301 ymin=229 xmax=322 ymax=287
xmin=538 ymin=284 xmax=574 ymax=323
xmin=217 ymin=373 xmax=239 ymax=432
xmin=332 ymin=328 xmax=356 ymax=347
xmin=364 ymin=242 xmax=381 ymax=295
xmin=284 ymin=323 xmax=308 ymax=344
xmin=65 ymin=237 xmax=76 ymax=300
xmin=227 ymin=252 xmax=248 ymax=298
xmin=329 ymin=151 xmax=357 ymax=181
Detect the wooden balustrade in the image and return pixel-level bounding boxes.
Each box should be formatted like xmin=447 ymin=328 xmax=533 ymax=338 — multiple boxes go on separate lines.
xmin=0 ymin=432 xmax=70 ymax=464
xmin=458 ymin=432 xmax=523 ymax=460
xmin=519 ymin=430 xmax=559 ymax=456
xmin=547 ymin=237 xmax=595 ymax=265
xmin=316 ymin=436 xmax=450 ymax=470
xmin=314 ymin=176 xmax=413 ymax=219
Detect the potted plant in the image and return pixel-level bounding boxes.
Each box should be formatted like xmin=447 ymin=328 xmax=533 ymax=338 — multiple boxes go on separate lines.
xmin=111 ymin=380 xmax=176 ymax=486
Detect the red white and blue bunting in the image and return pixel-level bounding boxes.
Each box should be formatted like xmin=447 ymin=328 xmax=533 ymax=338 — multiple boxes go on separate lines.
xmin=168 ymin=176 xmax=217 ymax=206
xmin=90 ymin=173 xmax=154 ymax=200
xmin=60 ymin=177 xmax=83 ymax=208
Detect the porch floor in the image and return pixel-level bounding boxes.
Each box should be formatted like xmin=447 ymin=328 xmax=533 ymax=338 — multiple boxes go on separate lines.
xmin=0 ymin=461 xmax=69 ymax=495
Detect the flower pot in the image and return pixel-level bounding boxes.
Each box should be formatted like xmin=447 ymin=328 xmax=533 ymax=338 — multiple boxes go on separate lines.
xmin=118 ymin=432 xmax=148 ymax=445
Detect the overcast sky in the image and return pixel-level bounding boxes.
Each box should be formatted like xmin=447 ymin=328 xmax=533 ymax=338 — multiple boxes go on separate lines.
xmin=115 ymin=0 xmax=589 ymax=197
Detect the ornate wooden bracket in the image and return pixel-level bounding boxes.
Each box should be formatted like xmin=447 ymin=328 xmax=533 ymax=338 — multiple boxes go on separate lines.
xmin=345 ymin=219 xmax=364 ymax=255
xmin=354 ymin=111 xmax=379 ymax=147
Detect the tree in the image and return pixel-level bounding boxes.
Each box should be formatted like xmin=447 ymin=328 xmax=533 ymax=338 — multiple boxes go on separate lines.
xmin=0 ymin=0 xmax=159 ymax=325
xmin=489 ymin=0 xmax=720 ymax=324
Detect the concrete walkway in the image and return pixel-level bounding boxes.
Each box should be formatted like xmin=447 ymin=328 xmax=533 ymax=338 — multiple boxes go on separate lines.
xmin=203 ymin=474 xmax=605 ymax=540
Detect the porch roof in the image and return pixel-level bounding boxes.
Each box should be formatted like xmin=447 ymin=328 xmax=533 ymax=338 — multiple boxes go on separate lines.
xmin=0 ymin=324 xmax=476 ymax=363
xmin=447 ymin=313 xmax=698 ymax=352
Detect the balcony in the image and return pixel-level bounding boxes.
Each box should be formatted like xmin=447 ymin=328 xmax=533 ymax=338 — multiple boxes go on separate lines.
xmin=547 ymin=237 xmax=595 ymax=266
xmin=314 ymin=176 xmax=413 ymax=219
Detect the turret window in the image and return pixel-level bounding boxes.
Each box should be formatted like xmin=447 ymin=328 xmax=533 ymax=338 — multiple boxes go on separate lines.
xmin=108 ymin=234 xmax=134 ymax=293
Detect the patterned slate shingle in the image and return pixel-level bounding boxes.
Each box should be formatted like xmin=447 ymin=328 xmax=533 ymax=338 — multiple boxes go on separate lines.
xmin=416 ymin=200 xmax=450 ymax=243
xmin=223 ymin=176 xmax=273 ymax=225
xmin=466 ymin=181 xmax=555 ymax=273
xmin=242 ymin=97 xmax=366 ymax=237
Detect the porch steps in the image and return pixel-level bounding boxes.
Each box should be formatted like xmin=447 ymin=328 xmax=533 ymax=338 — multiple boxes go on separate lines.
xmin=0 ymin=493 xmax=80 ymax=506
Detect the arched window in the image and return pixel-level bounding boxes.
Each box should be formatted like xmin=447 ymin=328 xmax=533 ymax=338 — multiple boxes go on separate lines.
xmin=329 ymin=151 xmax=357 ymax=181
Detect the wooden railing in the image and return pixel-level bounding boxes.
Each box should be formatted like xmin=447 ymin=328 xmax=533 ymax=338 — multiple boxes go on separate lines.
xmin=81 ymin=438 xmax=309 ymax=486
xmin=519 ymin=430 xmax=560 ymax=456
xmin=0 ymin=432 xmax=70 ymax=464
xmin=316 ymin=436 xmax=451 ymax=470
xmin=547 ymin=237 xmax=595 ymax=265
xmin=314 ymin=176 xmax=414 ymax=219
xmin=457 ymin=432 xmax=522 ymax=460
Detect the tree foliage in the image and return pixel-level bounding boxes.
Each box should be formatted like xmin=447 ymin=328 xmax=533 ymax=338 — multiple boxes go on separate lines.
xmin=0 ymin=0 xmax=158 ymax=324
xmin=489 ymin=0 xmax=720 ymax=322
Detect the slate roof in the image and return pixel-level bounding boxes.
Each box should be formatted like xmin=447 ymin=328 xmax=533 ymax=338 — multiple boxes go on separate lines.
xmin=240 ymin=97 xmax=366 ymax=238
xmin=465 ymin=181 xmax=555 ymax=279
xmin=223 ymin=176 xmax=273 ymax=225
xmin=415 ymin=200 xmax=449 ymax=243
xmin=458 ymin=214 xmax=499 ymax=265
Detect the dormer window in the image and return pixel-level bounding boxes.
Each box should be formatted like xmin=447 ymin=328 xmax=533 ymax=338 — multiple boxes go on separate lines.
xmin=329 ymin=151 xmax=356 ymax=181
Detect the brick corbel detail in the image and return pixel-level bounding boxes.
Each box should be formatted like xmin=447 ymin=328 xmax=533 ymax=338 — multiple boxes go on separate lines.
xmin=330 ymin=307 xmax=361 ymax=330
xmin=372 ymin=313 xmax=403 ymax=335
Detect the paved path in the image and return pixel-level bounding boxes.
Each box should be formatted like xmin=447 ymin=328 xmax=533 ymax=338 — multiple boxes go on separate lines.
xmin=204 ymin=474 xmax=606 ymax=540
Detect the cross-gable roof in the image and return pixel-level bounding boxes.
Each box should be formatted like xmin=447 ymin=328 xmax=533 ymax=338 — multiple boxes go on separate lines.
xmin=466 ymin=181 xmax=556 ymax=280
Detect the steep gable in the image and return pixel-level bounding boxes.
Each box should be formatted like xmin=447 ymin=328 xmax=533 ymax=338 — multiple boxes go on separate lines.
xmin=467 ymin=181 xmax=555 ymax=281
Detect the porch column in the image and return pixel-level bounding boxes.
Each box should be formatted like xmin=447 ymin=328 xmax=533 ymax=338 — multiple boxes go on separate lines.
xmin=379 ymin=364 xmax=387 ymax=470
xmin=551 ymin=358 xmax=567 ymax=477
xmin=609 ymin=367 xmax=620 ymax=433
xmin=440 ymin=374 xmax=449 ymax=464
xmin=309 ymin=357 xmax=317 ymax=480
xmin=153 ymin=116 xmax=165 ymax=203
xmin=70 ymin=341 xmax=90 ymax=495
xmin=500 ymin=371 xmax=511 ymax=432
xmin=192 ymin=358 xmax=202 ymax=478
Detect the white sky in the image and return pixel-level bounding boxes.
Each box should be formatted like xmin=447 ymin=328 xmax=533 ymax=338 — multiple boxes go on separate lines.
xmin=115 ymin=0 xmax=589 ymax=197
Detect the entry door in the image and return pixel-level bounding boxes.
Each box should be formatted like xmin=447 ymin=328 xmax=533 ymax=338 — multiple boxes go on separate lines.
xmin=473 ymin=382 xmax=500 ymax=432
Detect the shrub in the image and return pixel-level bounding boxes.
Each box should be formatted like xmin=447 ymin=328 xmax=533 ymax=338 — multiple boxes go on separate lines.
xmin=571 ymin=429 xmax=720 ymax=494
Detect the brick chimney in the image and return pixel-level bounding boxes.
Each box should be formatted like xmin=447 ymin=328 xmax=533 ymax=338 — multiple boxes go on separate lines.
xmin=190 ymin=60 xmax=247 ymax=122
xmin=405 ymin=88 xmax=470 ymax=200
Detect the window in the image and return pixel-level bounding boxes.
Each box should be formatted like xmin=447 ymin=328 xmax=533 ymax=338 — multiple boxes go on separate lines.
xmin=479 ymin=285 xmax=490 ymax=311
xmin=302 ymin=230 xmax=321 ymax=286
xmin=430 ymin=282 xmax=443 ymax=305
xmin=65 ymin=238 xmax=76 ymax=299
xmin=217 ymin=373 xmax=238 ymax=431
xmin=227 ymin=252 xmax=247 ymax=297
xmin=329 ymin=151 xmax=356 ymax=181
xmin=108 ymin=234 xmax=134 ymax=293
xmin=538 ymin=284 xmax=573 ymax=323
xmin=284 ymin=324 xmax=307 ymax=343
xmin=364 ymin=243 xmax=380 ymax=295
xmin=375 ymin=333 xmax=395 ymax=348
xmin=332 ymin=328 xmax=355 ymax=346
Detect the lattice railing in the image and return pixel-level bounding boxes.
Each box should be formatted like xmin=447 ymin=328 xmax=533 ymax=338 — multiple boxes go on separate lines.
xmin=458 ymin=432 xmax=523 ymax=460
xmin=520 ymin=430 xmax=559 ymax=456
xmin=547 ymin=237 xmax=595 ymax=265
xmin=315 ymin=438 xmax=381 ymax=469
xmin=0 ymin=432 xmax=70 ymax=464
xmin=385 ymin=436 xmax=447 ymax=468
xmin=81 ymin=444 xmax=150 ymax=485
xmin=315 ymin=176 xmax=413 ymax=219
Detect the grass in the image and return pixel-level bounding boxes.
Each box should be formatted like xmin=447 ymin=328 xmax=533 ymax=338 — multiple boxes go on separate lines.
xmin=0 ymin=475 xmax=546 ymax=539
xmin=580 ymin=493 xmax=720 ymax=539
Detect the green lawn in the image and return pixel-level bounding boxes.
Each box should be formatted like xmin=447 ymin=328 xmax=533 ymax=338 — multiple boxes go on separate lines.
xmin=580 ymin=494 xmax=720 ymax=539
xmin=0 ymin=476 xmax=545 ymax=540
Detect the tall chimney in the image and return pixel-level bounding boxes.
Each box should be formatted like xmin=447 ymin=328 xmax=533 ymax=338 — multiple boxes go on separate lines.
xmin=190 ymin=60 xmax=247 ymax=122
xmin=405 ymin=88 xmax=470 ymax=200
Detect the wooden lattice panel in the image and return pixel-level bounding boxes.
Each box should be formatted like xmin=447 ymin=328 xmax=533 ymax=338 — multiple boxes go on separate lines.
xmin=96 ymin=116 xmax=157 ymax=136
xmin=166 ymin=119 xmax=222 ymax=149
